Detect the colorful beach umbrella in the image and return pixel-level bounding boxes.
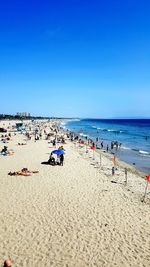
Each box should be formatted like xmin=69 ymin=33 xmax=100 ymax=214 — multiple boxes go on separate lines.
xmin=51 ymin=150 xmax=65 ymax=155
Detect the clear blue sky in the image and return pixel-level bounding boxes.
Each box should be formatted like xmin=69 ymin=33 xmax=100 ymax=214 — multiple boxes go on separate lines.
xmin=0 ymin=0 xmax=150 ymax=118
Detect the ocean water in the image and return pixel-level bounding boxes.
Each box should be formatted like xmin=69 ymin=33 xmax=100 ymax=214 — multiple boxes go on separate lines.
xmin=63 ymin=119 xmax=150 ymax=174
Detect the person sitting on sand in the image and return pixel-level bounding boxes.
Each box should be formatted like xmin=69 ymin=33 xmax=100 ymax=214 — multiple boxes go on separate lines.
xmin=41 ymin=153 xmax=56 ymax=166
xmin=1 ymin=146 xmax=8 ymax=154
xmin=1 ymin=146 xmax=14 ymax=156
xmin=48 ymin=153 xmax=56 ymax=165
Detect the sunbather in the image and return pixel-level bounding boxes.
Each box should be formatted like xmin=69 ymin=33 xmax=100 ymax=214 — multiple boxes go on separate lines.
xmin=18 ymin=143 xmax=27 ymax=145
xmin=8 ymin=168 xmax=39 ymax=176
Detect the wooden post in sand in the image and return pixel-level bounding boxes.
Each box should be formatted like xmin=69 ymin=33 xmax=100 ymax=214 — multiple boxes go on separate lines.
xmin=112 ymin=166 xmax=115 ymax=176
xmin=142 ymin=174 xmax=150 ymax=202
xmin=90 ymin=146 xmax=95 ymax=159
xmin=85 ymin=142 xmax=88 ymax=156
xmin=86 ymin=140 xmax=88 ymax=154
xmin=99 ymin=153 xmax=102 ymax=168
xmin=93 ymin=148 xmax=95 ymax=160
xmin=125 ymin=168 xmax=128 ymax=185
xmin=55 ymin=134 xmax=57 ymax=149
xmin=76 ymin=141 xmax=78 ymax=149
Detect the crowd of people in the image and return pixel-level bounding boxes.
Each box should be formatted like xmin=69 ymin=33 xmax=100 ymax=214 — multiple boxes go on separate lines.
xmin=0 ymin=120 xmax=68 ymax=183
xmin=67 ymin=130 xmax=123 ymax=155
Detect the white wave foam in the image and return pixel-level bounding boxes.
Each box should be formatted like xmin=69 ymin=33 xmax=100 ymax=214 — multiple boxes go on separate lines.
xmin=108 ymin=129 xmax=124 ymax=133
xmin=61 ymin=122 xmax=66 ymax=126
xmin=97 ymin=127 xmax=104 ymax=130
xmin=139 ymin=150 xmax=150 ymax=155
xmin=92 ymin=126 xmax=124 ymax=133
xmin=80 ymin=133 xmax=87 ymax=137
xmin=121 ymin=146 xmax=131 ymax=150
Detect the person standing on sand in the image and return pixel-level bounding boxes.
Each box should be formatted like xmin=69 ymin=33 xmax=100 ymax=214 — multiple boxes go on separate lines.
xmin=106 ymin=144 xmax=109 ymax=152
xmin=60 ymin=154 xmax=64 ymax=166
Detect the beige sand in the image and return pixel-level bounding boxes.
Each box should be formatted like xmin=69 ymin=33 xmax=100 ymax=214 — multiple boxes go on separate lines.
xmin=0 ymin=120 xmax=150 ymax=267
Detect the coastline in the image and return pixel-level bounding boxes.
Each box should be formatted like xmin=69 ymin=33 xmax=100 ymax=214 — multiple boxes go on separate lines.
xmin=0 ymin=119 xmax=150 ymax=266
xmin=63 ymin=119 xmax=150 ymax=174
xmin=95 ymin=147 xmax=146 ymax=178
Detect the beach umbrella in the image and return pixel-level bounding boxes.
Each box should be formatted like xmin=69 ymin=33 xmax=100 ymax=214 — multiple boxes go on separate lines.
xmin=51 ymin=150 xmax=65 ymax=155
xmin=99 ymin=152 xmax=102 ymax=168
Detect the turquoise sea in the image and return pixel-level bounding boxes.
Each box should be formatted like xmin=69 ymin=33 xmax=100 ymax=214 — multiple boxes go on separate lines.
xmin=63 ymin=119 xmax=150 ymax=174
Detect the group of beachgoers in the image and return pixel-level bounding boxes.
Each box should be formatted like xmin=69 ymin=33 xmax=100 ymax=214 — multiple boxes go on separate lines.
xmin=0 ymin=120 xmax=67 ymax=181
xmin=0 ymin=119 xmax=125 ymax=176
xmin=47 ymin=146 xmax=64 ymax=166
xmin=67 ymin=131 xmax=122 ymax=155
xmin=41 ymin=142 xmax=65 ymax=166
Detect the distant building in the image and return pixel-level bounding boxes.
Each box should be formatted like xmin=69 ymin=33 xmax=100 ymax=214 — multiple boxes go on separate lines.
xmin=16 ymin=112 xmax=31 ymax=117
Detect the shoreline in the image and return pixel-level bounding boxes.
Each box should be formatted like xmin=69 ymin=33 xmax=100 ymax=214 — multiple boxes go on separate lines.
xmin=62 ymin=120 xmax=150 ymax=175
xmin=95 ymin=148 xmax=146 ymax=178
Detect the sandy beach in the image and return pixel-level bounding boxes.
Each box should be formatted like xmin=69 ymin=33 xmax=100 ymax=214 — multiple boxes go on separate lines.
xmin=0 ymin=120 xmax=150 ymax=267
